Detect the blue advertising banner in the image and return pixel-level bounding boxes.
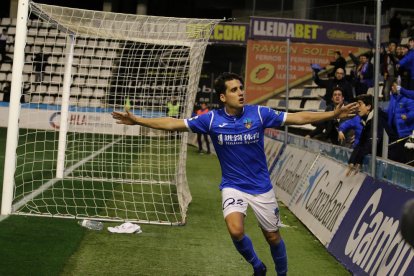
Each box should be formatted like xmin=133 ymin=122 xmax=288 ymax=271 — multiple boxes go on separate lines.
xmin=328 ymin=177 xmax=414 ymax=275
xmin=250 ymin=17 xmax=374 ymax=47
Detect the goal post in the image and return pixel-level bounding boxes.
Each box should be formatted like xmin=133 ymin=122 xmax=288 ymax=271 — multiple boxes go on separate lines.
xmin=1 ymin=0 xmax=221 ymax=225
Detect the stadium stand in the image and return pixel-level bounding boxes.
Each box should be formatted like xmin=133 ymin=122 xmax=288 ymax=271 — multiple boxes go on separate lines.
xmin=0 ymin=17 xmax=118 ymax=108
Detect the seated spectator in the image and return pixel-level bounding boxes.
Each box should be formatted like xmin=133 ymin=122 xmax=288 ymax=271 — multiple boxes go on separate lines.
xmin=328 ymin=51 xmax=347 ymax=78
xmin=312 ymin=67 xmax=354 ymax=105
xmin=338 ymin=114 xmax=363 ymax=148
xmin=305 ymin=87 xmax=346 ymax=144
xmin=346 ymin=94 xmax=390 ymax=175
xmin=349 ymin=52 xmax=374 ymax=96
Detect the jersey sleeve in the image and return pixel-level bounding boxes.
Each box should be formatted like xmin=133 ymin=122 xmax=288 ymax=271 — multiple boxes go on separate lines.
xmin=184 ymin=111 xmax=213 ymax=134
xmin=258 ymin=106 xmax=286 ymax=128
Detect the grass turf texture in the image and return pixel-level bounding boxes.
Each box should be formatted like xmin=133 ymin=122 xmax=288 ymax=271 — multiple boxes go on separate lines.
xmin=0 ymin=127 xmax=350 ymax=275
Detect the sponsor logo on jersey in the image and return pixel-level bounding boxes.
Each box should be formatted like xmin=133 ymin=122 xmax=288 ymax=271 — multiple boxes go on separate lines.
xmin=188 ymin=116 xmax=199 ymax=121
xmin=219 ymin=122 xmax=228 ymax=127
xmin=244 ymin=118 xmax=252 ymax=129
xmin=218 ymin=134 xmax=223 ymax=145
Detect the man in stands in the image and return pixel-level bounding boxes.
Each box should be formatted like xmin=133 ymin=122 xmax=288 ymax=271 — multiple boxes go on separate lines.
xmin=305 ymin=87 xmax=346 ymax=145
xmin=312 ymin=67 xmax=354 ymax=105
xmin=350 ymin=53 xmax=374 ymax=96
xmin=328 ymin=51 xmax=347 ymax=78
xmin=398 ymin=37 xmax=414 ymax=90
xmin=196 ymin=102 xmax=211 ymax=154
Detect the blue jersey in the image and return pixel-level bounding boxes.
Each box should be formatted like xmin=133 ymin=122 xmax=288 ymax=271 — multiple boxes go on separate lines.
xmin=185 ymin=105 xmax=286 ymax=194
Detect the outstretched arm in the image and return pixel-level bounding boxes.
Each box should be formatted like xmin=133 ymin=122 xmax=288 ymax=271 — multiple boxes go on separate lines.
xmin=111 ymin=111 xmax=188 ymax=131
xmin=285 ymin=102 xmax=358 ymax=125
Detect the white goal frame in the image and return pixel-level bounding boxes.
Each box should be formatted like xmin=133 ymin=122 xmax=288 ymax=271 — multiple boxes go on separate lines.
xmin=1 ymin=0 xmax=220 ymax=225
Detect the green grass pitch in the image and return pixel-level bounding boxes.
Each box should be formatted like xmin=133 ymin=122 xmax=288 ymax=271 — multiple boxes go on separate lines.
xmin=0 ymin=128 xmax=350 ymax=275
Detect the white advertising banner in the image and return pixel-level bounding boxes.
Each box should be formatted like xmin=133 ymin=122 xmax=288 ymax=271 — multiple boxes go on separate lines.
xmin=270 ymin=145 xmax=318 ymax=206
xmin=264 ymin=136 xmax=284 ymax=168
xmin=0 ymin=106 xmax=168 ymax=136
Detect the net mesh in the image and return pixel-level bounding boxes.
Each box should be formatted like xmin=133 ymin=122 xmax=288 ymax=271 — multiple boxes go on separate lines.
xmin=11 ymin=1 xmax=220 ymax=225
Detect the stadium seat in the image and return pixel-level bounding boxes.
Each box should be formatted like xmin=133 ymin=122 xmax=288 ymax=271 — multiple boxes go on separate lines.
xmin=48 ymin=28 xmax=59 ymax=36
xmin=93 ymin=88 xmax=105 ymax=98
xmin=54 ymin=96 xmax=62 ymax=105
xmin=34 ymin=37 xmax=45 ymax=45
xmin=70 ymin=87 xmax=82 ymax=96
xmin=97 ymin=79 xmax=108 ymax=87
xmin=51 ymin=75 xmax=63 ymax=83
xmin=48 ymin=85 xmax=59 ymax=95
xmin=7 ymin=27 xmax=16 ymax=35
xmin=266 ymin=99 xmax=280 ymax=109
xmin=0 ymin=73 xmax=6 ymax=81
xmin=89 ymin=98 xmax=103 ymax=108
xmin=43 ymin=95 xmax=55 ymax=104
xmin=74 ymin=48 xmax=84 ymax=56
xmin=1 ymin=18 xmax=12 ymax=26
xmin=89 ymin=68 xmax=100 ymax=76
xmin=84 ymin=49 xmax=95 ymax=56
xmin=77 ymin=97 xmax=90 ymax=107
xmin=28 ymin=27 xmax=38 ymax=36
xmin=319 ymin=100 xmax=327 ymax=111
xmin=0 ymin=63 xmax=11 ymax=72
xmin=35 ymin=84 xmax=47 ymax=94
xmin=95 ymin=50 xmax=106 ymax=57
xmin=0 ymin=92 xmax=4 ymax=102
xmin=77 ymin=67 xmax=89 ymax=75
xmin=79 ymin=58 xmax=91 ymax=66
xmin=73 ymin=77 xmax=85 ymax=85
xmin=91 ymin=59 xmax=102 ymax=67
xmin=304 ymin=100 xmax=321 ymax=111
xmin=102 ymin=59 xmax=113 ymax=67
xmin=6 ymin=73 xmax=12 ymax=82
xmin=38 ymin=28 xmax=48 ymax=36
xmin=86 ymin=78 xmax=97 ymax=86
xmin=82 ymin=87 xmax=94 ymax=97
xmin=31 ymin=95 xmax=43 ymax=103
xmin=107 ymin=50 xmax=117 ymax=58
xmin=288 ymin=99 xmax=302 ymax=111
xmin=69 ymin=96 xmax=78 ymax=106
xmin=100 ymin=69 xmax=111 ymax=78
xmin=77 ymin=39 xmax=87 ymax=47
xmin=289 ymin=88 xmax=304 ymax=98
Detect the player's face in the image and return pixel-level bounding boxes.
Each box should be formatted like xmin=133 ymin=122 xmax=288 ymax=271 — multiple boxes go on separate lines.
xmin=220 ymin=79 xmax=245 ymax=110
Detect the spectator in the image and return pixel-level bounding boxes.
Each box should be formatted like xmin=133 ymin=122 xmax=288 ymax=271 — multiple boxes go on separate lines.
xmin=346 ymin=94 xmax=390 ymax=175
xmin=196 ymin=102 xmax=211 ymax=154
xmin=338 ymin=114 xmax=363 ymax=148
xmin=313 ymin=67 xmax=354 ymax=105
xmin=396 ymin=44 xmax=411 ymax=88
xmin=350 ymin=52 xmax=374 ymax=96
xmin=33 ymin=52 xmax=50 ymax=82
xmin=0 ymin=29 xmax=8 ymax=63
xmin=386 ymin=83 xmax=414 ymax=163
xmin=382 ymin=41 xmax=398 ymax=101
xmin=398 ymin=37 xmax=414 ymax=89
xmin=328 ymin=51 xmax=347 ymax=78
xmin=305 ymin=87 xmax=345 ymax=144
xmin=389 ymin=12 xmax=406 ymax=43
xmin=166 ymin=97 xmax=180 ymax=118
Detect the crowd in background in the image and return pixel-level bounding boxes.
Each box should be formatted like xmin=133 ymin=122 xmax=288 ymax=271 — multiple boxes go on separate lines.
xmin=307 ymin=13 xmax=414 ymax=168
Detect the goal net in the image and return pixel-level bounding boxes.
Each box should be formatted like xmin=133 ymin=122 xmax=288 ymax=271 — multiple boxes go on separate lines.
xmin=2 ymin=1 xmax=220 ymax=225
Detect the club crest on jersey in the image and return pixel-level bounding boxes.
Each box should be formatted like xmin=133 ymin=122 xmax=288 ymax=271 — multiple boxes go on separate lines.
xmin=243 ymin=118 xmax=252 ymax=129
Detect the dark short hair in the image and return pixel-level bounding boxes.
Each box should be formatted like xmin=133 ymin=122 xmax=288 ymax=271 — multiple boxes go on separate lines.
xmin=335 ymin=51 xmax=341 ymax=55
xmin=332 ymin=86 xmax=344 ymax=95
xmin=360 ymin=53 xmax=370 ymax=58
xmin=214 ymin=72 xmax=244 ymax=95
xmin=356 ymin=94 xmax=373 ymax=108
xmin=409 ymin=37 xmax=414 ymax=42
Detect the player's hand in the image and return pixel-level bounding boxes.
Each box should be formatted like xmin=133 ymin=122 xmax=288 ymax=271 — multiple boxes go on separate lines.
xmin=112 ymin=111 xmax=137 ymax=125
xmin=346 ymin=163 xmax=360 ymax=176
xmin=334 ymin=102 xmax=358 ymax=119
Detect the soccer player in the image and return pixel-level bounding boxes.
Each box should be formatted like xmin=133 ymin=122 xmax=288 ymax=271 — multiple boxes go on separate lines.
xmin=112 ymin=72 xmax=358 ymax=275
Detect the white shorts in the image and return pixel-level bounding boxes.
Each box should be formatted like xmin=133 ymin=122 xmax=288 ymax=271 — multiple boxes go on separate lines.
xmin=221 ymin=187 xmax=281 ymax=232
